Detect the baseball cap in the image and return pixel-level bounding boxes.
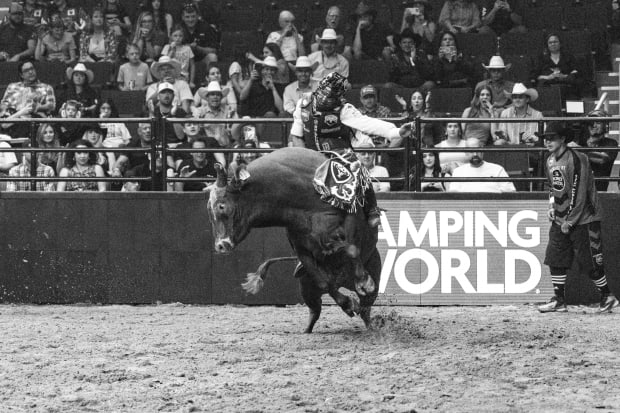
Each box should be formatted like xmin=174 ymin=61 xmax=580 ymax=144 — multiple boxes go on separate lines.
xmin=539 ymin=121 xmax=570 ymax=140
xmin=157 ymin=82 xmax=175 ymax=93
xmin=360 ymin=85 xmax=377 ymax=98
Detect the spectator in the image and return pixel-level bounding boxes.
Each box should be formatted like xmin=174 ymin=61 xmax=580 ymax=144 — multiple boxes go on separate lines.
xmin=57 ymin=63 xmax=99 ymax=117
xmin=0 ymin=3 xmax=36 ymax=63
xmin=162 ymin=24 xmax=196 ymax=87
xmin=111 ymin=122 xmax=154 ymax=178
xmin=117 ymin=43 xmax=153 ymax=91
xmin=309 ymin=6 xmax=350 ymax=57
xmin=173 ymin=118 xmax=224 ymax=171
xmin=461 ymin=85 xmax=497 ymax=146
xmin=265 ymin=10 xmax=305 ymax=65
xmin=479 ymin=0 xmax=526 ymax=36
xmin=143 ymin=0 xmax=173 ymax=38
xmin=358 ymin=85 xmax=391 ymax=118
xmin=396 ymin=88 xmax=439 ymax=146
xmin=47 ymin=0 xmax=83 ymax=35
xmin=58 ymin=100 xmax=84 ymax=145
xmin=151 ymin=82 xmax=187 ymax=144
xmin=180 ymin=3 xmax=219 ymax=66
xmin=0 ymin=138 xmax=19 ymax=189
xmin=410 ymin=148 xmax=450 ymax=192
xmin=448 ymin=137 xmax=516 ymax=192
xmin=531 ymin=33 xmax=583 ymax=100
xmin=307 ymin=29 xmax=349 ymax=81
xmin=34 ymin=18 xmax=76 ymax=64
xmin=81 ymin=125 xmax=111 ymax=173
xmin=351 ymin=1 xmax=391 ymax=60
xmin=57 ymin=139 xmax=107 ymax=192
xmin=78 ymin=6 xmax=119 ymax=63
xmin=101 ymin=0 xmax=132 ymax=37
xmin=174 ymin=137 xmax=217 ymax=191
xmin=231 ymin=120 xmax=271 ymax=165
xmin=2 ymin=61 xmax=56 ymax=138
xmin=283 ymin=56 xmax=318 ymax=116
xmin=572 ymin=109 xmax=618 ymax=192
xmin=496 ymin=83 xmax=542 ymax=146
xmin=22 ymin=0 xmax=47 ymax=30
xmin=98 ymin=99 xmax=132 ymax=174
xmin=146 ymin=56 xmax=193 ymax=113
xmin=188 ymin=0 xmax=220 ymax=28
xmin=357 ymin=141 xmax=390 ymax=193
xmin=475 ymin=55 xmax=514 ymax=110
xmin=192 ymin=81 xmax=238 ymax=150
xmin=36 ymin=123 xmax=64 ymax=174
xmin=194 ymin=64 xmax=236 ymax=113
xmin=6 ymin=142 xmax=55 ymax=192
xmin=438 ymin=0 xmax=481 ymax=34
xmin=246 ymin=43 xmax=290 ymax=93
xmin=435 ymin=121 xmax=470 ymax=173
xmin=385 ymin=29 xmax=434 ymax=90
xmin=398 ymin=0 xmax=436 ymax=55
xmin=228 ymin=61 xmax=249 ymax=115
xmin=131 ymin=11 xmax=166 ymax=64
xmin=433 ymin=31 xmax=474 ymax=88
xmin=239 ymin=56 xmax=283 ymax=118
xmin=123 ymin=150 xmax=166 ymax=191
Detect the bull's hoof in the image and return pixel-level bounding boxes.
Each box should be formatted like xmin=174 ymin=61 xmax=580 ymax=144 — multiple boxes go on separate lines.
xmin=355 ymin=275 xmax=376 ymax=297
xmin=342 ymin=297 xmax=360 ymax=317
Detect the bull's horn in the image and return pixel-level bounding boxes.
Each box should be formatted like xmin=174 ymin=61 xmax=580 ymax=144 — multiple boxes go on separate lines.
xmin=214 ymin=162 xmax=227 ymax=187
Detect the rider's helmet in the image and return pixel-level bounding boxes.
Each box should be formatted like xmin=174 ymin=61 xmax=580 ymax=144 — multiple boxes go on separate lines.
xmin=313 ymin=72 xmax=348 ymax=111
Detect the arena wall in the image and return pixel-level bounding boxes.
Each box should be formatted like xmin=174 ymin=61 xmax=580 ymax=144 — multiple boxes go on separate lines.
xmin=1 ymin=192 xmax=618 ymax=305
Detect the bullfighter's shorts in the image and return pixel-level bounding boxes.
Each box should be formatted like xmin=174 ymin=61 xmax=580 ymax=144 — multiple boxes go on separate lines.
xmin=544 ymin=220 xmax=604 ymax=275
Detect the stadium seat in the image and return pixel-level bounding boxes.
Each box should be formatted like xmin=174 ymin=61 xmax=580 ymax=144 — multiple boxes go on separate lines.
xmin=348 ymin=60 xmax=389 ymax=86
xmin=503 ymin=55 xmax=532 ymax=84
xmin=220 ymin=9 xmax=262 ymax=32
xmin=379 ymin=87 xmax=415 ymax=114
xmin=455 ymin=32 xmax=497 ymax=59
xmin=84 ymin=62 xmax=116 ymax=87
xmin=0 ymin=62 xmax=20 ymax=87
xmin=34 ymin=61 xmax=66 ymax=86
xmin=219 ymin=31 xmax=264 ymax=60
xmin=428 ymin=88 xmax=472 ymax=116
xmin=559 ymin=31 xmax=592 ymax=56
xmin=534 ymin=85 xmax=562 ymax=116
xmin=584 ymin=2 xmax=611 ymax=32
xmin=498 ymin=30 xmax=545 ymax=57
xmin=521 ymin=6 xmax=563 ymax=31
xmin=562 ymin=5 xmax=586 ymax=30
xmin=100 ymin=90 xmax=146 ymax=116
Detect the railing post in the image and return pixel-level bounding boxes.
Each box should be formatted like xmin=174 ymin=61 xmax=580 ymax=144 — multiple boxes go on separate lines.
xmin=536 ymin=119 xmax=546 ymax=191
xmin=160 ymin=117 xmax=167 ymax=190
xmin=29 ymin=121 xmax=37 ymax=191
xmin=280 ymin=119 xmax=288 ymax=147
xmin=413 ymin=116 xmax=422 ymax=192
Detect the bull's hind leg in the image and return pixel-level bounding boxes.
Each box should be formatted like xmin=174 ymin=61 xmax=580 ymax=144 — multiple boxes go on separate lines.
xmin=359 ymin=248 xmax=382 ymax=329
xmin=298 ymin=271 xmax=323 ymax=334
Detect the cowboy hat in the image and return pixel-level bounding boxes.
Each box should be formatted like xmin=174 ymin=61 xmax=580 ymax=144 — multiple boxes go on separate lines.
xmin=66 ymin=63 xmax=94 ymax=84
xmin=255 ymin=56 xmax=278 ymax=69
xmin=507 ymin=83 xmax=538 ymax=102
xmin=150 ymin=56 xmax=182 ymax=80
xmin=293 ymin=56 xmax=315 ymax=70
xmin=482 ymin=55 xmax=512 ymax=71
xmin=536 ymin=121 xmax=571 ymax=142
xmin=198 ymin=80 xmax=231 ymax=100
xmin=319 ymin=28 xmax=338 ymax=41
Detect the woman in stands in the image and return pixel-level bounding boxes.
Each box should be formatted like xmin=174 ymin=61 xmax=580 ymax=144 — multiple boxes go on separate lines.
xmin=531 ymin=33 xmax=583 ymax=100
xmin=410 ymin=148 xmax=450 ymax=192
xmin=385 ymin=29 xmax=434 ymax=90
xmin=57 ymin=139 xmax=107 ymax=192
xmin=57 ymin=63 xmax=100 ymax=118
xmin=399 ymin=0 xmax=436 ymax=55
xmin=397 ymin=89 xmax=439 ymax=146
xmin=461 ymin=85 xmax=497 ymax=146
xmin=131 ymin=11 xmax=167 ymax=64
xmin=434 ymin=121 xmax=470 ymax=173
xmin=246 ymin=43 xmax=290 ymax=94
xmin=36 ymin=123 xmax=64 ymax=175
xmin=144 ymin=0 xmax=174 ymax=39
xmin=101 ymin=0 xmax=132 ymax=37
xmin=438 ymin=0 xmax=481 ymax=34
xmin=79 ymin=6 xmax=119 ymax=63
xmin=432 ymin=31 xmax=474 ymax=88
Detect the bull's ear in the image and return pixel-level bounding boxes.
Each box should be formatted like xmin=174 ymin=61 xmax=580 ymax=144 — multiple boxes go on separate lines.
xmin=231 ymin=162 xmax=250 ymax=189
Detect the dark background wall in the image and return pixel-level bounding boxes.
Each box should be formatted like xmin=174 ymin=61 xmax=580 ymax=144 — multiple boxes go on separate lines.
xmin=1 ymin=192 xmax=618 ymax=305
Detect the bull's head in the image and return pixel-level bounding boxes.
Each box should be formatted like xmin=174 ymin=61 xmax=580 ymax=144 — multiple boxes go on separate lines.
xmin=205 ymin=162 xmax=251 ymax=254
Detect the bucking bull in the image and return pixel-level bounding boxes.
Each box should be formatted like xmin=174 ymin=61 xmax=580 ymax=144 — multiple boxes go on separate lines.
xmin=206 ymin=147 xmax=381 ymax=333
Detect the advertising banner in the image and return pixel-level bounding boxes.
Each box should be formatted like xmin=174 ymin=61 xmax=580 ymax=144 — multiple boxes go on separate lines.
xmin=375 ymin=199 xmax=554 ymax=305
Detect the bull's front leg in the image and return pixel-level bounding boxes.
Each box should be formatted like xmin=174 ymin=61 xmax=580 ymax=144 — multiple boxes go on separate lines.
xmin=343 ymin=213 xmax=376 ymax=297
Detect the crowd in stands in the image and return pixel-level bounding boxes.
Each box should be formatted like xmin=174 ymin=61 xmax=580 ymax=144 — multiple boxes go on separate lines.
xmin=0 ymin=0 xmax=616 ymax=192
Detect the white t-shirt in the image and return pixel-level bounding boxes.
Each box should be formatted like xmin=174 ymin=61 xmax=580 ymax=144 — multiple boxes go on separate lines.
xmin=434 ymin=139 xmax=470 ymax=168
xmin=448 ymin=161 xmax=516 ymax=193
xmin=266 ymin=31 xmax=303 ymax=61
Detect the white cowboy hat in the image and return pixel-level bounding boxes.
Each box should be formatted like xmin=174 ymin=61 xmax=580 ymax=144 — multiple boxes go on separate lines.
xmin=319 ymin=28 xmax=338 ymax=41
xmin=255 ymin=56 xmax=278 ymax=69
xmin=482 ymin=55 xmax=511 ymax=70
xmin=66 ymin=63 xmax=94 ymax=84
xmin=507 ymin=83 xmax=538 ymax=102
xmin=293 ymin=56 xmax=313 ymax=69
xmin=228 ymin=61 xmax=242 ymax=77
xmin=150 ymin=56 xmax=182 ymax=80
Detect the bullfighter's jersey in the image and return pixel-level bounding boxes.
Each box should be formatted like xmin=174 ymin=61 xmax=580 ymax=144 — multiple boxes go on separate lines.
xmin=546 ymin=147 xmax=602 ymax=227
xmin=290 ymin=95 xmax=401 ymax=151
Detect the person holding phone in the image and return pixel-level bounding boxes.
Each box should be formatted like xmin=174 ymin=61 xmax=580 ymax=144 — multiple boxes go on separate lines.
xmin=397 ymin=0 xmax=436 ymax=55
xmin=479 ymin=0 xmax=526 ymax=36
xmin=438 ymin=0 xmax=481 ymax=34
xmin=432 ymin=31 xmax=474 ymax=88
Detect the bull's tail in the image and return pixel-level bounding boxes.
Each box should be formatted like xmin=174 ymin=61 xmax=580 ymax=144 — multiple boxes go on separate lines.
xmin=241 ymin=257 xmax=298 ymax=295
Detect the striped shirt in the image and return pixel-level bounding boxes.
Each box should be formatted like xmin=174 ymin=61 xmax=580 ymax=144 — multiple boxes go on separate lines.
xmin=6 ymin=163 xmax=55 ymax=192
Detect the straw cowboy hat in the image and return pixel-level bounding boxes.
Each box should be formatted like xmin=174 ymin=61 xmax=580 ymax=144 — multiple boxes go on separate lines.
xmin=198 ymin=80 xmax=231 ymax=100
xmin=255 ymin=56 xmax=279 ymax=69
xmin=66 ymin=63 xmax=94 ymax=84
xmin=293 ymin=56 xmax=316 ymax=71
xmin=319 ymin=28 xmax=338 ymax=41
xmin=150 ymin=56 xmax=182 ymax=80
xmin=482 ymin=55 xmax=512 ymax=71
xmin=507 ymin=83 xmax=538 ymax=102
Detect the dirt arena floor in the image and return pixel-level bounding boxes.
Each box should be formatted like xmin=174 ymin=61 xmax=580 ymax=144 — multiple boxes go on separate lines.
xmin=1 ymin=303 xmax=619 ymax=413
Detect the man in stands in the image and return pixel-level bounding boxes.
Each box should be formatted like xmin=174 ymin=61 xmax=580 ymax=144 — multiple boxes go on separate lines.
xmin=448 ymin=137 xmax=516 ymax=192
xmin=495 ymin=83 xmax=542 ymax=146
xmin=0 ymin=3 xmax=35 ymax=63
xmin=538 ymin=121 xmax=619 ymax=313
xmin=1 ymin=61 xmax=55 ymax=138
xmin=309 ymin=6 xmax=351 ymax=58
xmin=111 ymin=123 xmax=154 ymax=179
xmin=151 ymin=82 xmax=187 ymax=144
xmin=192 ymin=81 xmax=239 ymax=149
xmin=146 ymin=56 xmax=193 ymax=114
xmin=479 ymin=0 xmax=526 ymax=36
xmin=475 ymin=56 xmax=514 ymax=110
xmin=350 ymin=1 xmax=390 ymax=60
xmin=307 ymin=29 xmax=349 ymax=81
xmin=180 ymin=3 xmax=219 ymax=66
xmin=283 ymin=56 xmax=318 ymax=116
xmin=357 ymin=85 xmax=391 ymax=118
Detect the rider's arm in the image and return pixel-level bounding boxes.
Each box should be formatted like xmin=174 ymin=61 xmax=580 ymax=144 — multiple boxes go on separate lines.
xmin=340 ymin=103 xmax=401 ymax=144
xmin=288 ymin=99 xmax=306 ymax=147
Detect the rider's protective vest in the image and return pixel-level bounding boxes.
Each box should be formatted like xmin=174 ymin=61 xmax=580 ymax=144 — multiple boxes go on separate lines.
xmin=300 ymin=98 xmax=352 ymax=152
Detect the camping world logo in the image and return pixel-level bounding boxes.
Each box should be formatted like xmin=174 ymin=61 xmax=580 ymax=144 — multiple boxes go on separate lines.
xmin=551 ymin=169 xmax=564 ymax=191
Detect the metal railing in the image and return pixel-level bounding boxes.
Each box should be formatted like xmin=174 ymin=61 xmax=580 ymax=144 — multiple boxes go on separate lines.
xmin=0 ymin=115 xmax=616 ymax=192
